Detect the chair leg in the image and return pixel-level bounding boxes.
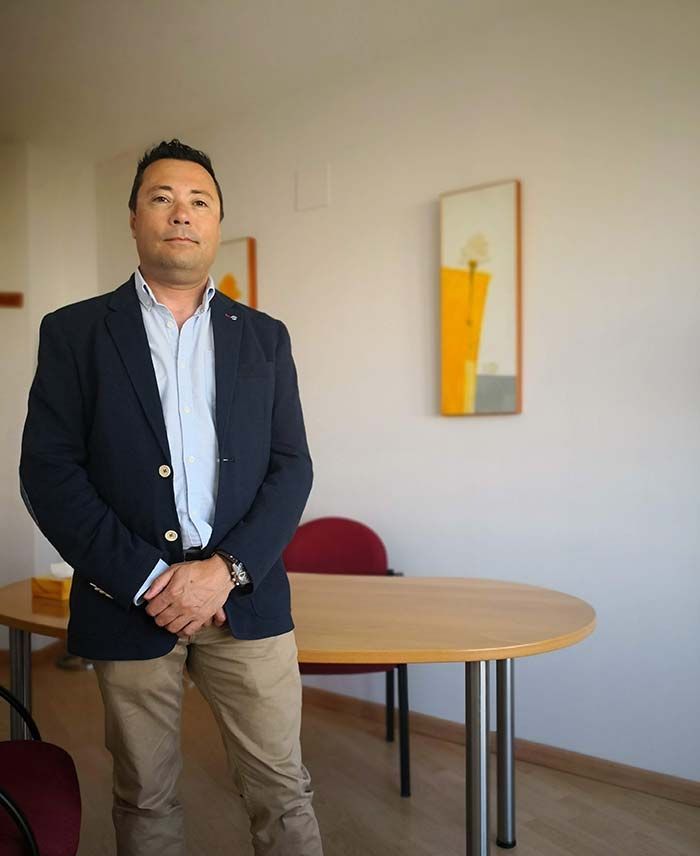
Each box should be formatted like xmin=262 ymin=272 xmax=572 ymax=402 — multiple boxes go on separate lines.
xmin=385 ymin=669 xmax=395 ymax=742
xmin=398 ymin=663 xmax=411 ymax=797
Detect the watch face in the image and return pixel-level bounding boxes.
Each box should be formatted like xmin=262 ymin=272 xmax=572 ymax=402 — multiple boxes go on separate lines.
xmin=233 ymin=563 xmax=251 ymax=585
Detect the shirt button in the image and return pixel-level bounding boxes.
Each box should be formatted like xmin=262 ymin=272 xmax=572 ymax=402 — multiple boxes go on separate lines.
xmin=158 ymin=465 xmax=171 ymax=478
xmin=167 ymin=321 xmax=175 ymax=329
xmin=183 ymin=406 xmax=191 ymax=414
xmin=165 ymin=530 xmax=179 ymax=542
xmin=187 ymin=455 xmax=195 ymax=464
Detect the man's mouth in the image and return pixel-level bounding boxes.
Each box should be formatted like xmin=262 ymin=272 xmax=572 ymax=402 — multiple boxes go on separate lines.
xmin=165 ymin=237 xmax=198 ymax=243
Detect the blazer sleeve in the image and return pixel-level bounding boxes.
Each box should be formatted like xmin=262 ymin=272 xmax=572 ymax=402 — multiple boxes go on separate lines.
xmin=19 ymin=312 xmax=166 ymax=610
xmin=213 ymin=320 xmax=313 ymax=593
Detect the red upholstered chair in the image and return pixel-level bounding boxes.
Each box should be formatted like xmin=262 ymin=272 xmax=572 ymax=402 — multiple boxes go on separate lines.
xmin=283 ymin=516 xmax=411 ymax=797
xmin=0 ymin=685 xmax=81 ymax=856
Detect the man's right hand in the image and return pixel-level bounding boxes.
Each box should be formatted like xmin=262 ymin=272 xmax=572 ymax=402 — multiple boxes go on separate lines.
xmin=212 ymin=607 xmax=227 ymax=627
xmin=143 ymin=562 xmax=228 ymax=635
xmin=201 ymin=608 xmax=227 ymax=629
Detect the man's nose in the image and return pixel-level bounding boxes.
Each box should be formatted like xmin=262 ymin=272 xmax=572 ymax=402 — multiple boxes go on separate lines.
xmin=170 ymin=205 xmax=190 ymax=225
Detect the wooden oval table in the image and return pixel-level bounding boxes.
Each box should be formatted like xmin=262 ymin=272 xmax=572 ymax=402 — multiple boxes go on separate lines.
xmin=0 ymin=574 xmax=596 ymax=856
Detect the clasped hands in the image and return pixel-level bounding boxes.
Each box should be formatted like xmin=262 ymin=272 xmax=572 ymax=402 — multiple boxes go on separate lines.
xmin=143 ymin=555 xmax=233 ymax=639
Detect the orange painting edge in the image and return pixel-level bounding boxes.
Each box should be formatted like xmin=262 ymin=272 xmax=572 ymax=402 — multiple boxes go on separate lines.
xmin=247 ymin=237 xmax=258 ymax=309
xmin=0 ymin=292 xmax=24 ymax=308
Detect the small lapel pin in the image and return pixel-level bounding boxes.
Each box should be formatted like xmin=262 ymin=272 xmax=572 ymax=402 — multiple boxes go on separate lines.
xmin=225 ymin=313 xmax=238 ymax=321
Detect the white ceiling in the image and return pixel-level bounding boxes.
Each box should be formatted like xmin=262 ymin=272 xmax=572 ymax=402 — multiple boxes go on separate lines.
xmin=1 ymin=0 xmax=477 ymax=160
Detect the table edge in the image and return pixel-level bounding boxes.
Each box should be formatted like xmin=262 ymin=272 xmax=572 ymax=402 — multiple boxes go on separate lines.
xmin=297 ymin=615 xmax=597 ymax=664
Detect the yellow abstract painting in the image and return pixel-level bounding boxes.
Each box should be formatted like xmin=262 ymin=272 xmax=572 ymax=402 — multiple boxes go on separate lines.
xmin=210 ymin=237 xmax=258 ymax=308
xmin=440 ymin=181 xmax=521 ymax=415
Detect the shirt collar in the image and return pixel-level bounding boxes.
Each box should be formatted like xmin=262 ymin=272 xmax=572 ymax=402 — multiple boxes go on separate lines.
xmin=134 ymin=268 xmax=216 ymax=315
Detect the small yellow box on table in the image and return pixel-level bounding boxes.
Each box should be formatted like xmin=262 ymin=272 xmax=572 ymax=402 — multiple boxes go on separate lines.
xmin=31 ymin=576 xmax=72 ymax=601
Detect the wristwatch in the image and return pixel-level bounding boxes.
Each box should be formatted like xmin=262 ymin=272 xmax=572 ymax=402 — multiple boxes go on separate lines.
xmin=214 ymin=550 xmax=252 ymax=589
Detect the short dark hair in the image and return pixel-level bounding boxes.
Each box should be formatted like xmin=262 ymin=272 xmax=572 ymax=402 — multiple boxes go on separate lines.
xmin=128 ymin=138 xmax=224 ymax=221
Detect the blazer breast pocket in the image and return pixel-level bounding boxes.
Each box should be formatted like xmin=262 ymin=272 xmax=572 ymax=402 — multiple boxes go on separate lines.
xmin=238 ymin=360 xmax=274 ymax=380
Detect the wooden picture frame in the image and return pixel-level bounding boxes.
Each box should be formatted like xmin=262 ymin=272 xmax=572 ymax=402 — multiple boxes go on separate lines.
xmin=439 ymin=179 xmax=522 ymax=415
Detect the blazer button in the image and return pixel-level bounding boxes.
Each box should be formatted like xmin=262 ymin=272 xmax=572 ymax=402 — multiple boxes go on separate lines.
xmin=164 ymin=530 xmax=179 ymax=542
xmin=159 ymin=465 xmax=172 ymax=478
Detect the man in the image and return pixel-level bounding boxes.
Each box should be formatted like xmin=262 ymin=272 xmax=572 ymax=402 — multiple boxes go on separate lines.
xmin=19 ymin=139 xmax=323 ymax=856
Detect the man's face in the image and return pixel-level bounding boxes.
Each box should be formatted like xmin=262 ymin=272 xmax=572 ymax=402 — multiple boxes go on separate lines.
xmin=129 ymin=158 xmax=221 ymax=283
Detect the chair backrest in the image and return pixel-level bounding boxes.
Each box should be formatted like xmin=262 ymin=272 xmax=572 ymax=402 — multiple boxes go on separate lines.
xmin=283 ymin=516 xmax=388 ymax=575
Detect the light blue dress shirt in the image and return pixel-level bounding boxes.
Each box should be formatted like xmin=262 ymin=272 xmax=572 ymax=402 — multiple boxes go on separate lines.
xmin=132 ymin=269 xmax=219 ymax=605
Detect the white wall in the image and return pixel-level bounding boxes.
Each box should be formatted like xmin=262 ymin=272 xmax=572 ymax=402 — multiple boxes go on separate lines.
xmin=0 ymin=143 xmax=98 ymax=647
xmin=25 ymin=144 xmax=100 ymax=576
xmin=0 ymin=144 xmax=35 ymax=645
xmin=96 ymin=0 xmax=700 ymax=780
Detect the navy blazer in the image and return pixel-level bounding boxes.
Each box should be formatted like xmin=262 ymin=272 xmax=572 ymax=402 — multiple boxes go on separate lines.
xmin=19 ymin=275 xmax=313 ymax=660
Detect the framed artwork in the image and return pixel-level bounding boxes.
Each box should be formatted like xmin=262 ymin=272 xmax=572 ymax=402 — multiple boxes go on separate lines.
xmin=211 ymin=237 xmax=258 ymax=308
xmin=439 ymin=179 xmax=522 ymax=416
xmin=0 ymin=292 xmax=23 ymax=308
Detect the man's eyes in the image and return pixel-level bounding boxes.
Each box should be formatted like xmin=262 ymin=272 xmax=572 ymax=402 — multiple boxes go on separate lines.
xmin=151 ymin=196 xmax=208 ymax=207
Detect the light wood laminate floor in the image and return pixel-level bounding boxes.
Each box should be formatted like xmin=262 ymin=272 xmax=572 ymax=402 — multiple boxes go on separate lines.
xmin=1 ymin=657 xmax=698 ymax=855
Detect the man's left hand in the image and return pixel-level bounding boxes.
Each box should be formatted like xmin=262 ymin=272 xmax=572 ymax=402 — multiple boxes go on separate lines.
xmin=144 ymin=556 xmax=233 ymax=638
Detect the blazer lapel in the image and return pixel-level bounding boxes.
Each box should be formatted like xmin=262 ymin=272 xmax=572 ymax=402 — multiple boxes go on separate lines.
xmin=211 ymin=290 xmax=244 ymax=452
xmin=105 ymin=277 xmax=171 ymax=463
xmin=105 ymin=279 xmax=244 ymax=473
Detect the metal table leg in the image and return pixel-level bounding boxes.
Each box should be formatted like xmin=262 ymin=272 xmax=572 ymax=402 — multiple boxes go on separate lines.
xmin=385 ymin=668 xmax=395 ymax=742
xmin=9 ymin=628 xmax=32 ymax=740
xmin=397 ymin=663 xmax=411 ymax=797
xmin=466 ymin=660 xmax=489 ymax=856
xmin=497 ymin=658 xmax=516 ymax=848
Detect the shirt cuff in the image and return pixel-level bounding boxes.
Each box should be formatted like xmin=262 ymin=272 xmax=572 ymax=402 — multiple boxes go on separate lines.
xmin=133 ymin=558 xmax=170 ymax=605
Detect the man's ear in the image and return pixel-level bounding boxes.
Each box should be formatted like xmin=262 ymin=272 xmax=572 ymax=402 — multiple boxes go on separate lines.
xmin=129 ymin=210 xmax=136 ymax=238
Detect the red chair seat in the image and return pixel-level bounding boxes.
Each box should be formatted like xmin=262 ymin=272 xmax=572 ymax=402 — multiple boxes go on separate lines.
xmin=284 ymin=516 xmax=412 ymax=797
xmin=284 ymin=516 xmax=388 ymax=576
xmin=286 ymin=518 xmax=402 ymax=674
xmin=283 ymin=517 xmax=404 ymax=675
xmin=0 ymin=740 xmax=81 ymax=856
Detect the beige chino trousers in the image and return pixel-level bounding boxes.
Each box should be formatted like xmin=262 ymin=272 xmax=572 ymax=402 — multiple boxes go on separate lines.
xmin=93 ymin=624 xmax=323 ymax=856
